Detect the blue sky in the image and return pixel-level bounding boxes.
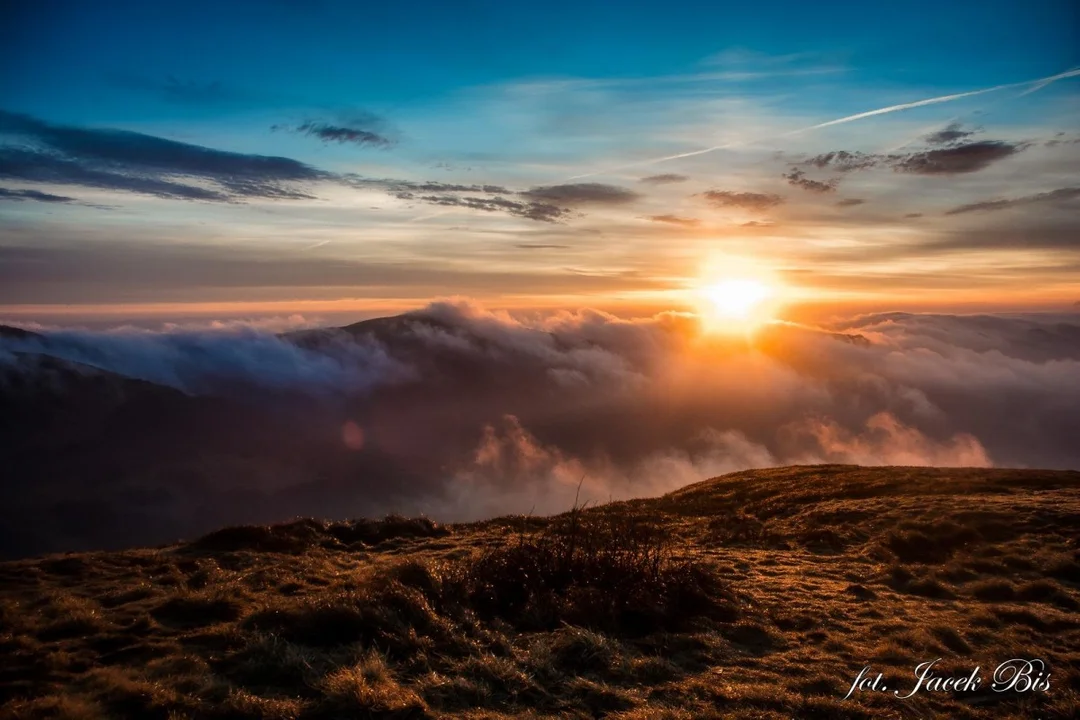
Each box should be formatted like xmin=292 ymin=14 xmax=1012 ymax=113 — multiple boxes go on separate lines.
xmin=1 ymin=0 xmax=1078 ymax=323
xmin=4 ymin=0 xmax=1075 ymax=118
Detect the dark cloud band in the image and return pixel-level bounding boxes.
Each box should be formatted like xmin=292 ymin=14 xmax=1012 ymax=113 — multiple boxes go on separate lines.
xmin=698 ymin=190 xmax=784 ymax=211
xmin=520 ymin=183 xmax=641 ymax=206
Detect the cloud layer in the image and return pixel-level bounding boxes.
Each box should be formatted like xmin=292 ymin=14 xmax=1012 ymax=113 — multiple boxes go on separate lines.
xmin=2 ymin=304 xmax=1078 ymax=556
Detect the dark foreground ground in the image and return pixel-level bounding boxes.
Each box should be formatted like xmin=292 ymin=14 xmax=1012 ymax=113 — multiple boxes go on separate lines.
xmin=2 ymin=465 xmax=1079 ymax=719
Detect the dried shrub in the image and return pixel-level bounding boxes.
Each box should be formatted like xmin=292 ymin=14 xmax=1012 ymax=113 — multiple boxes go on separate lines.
xmin=454 ymin=504 xmax=737 ymax=634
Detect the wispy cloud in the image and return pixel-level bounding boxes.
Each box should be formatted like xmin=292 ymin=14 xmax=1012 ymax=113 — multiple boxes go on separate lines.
xmin=645 ymin=214 xmax=701 ymax=227
xmin=698 ymin=190 xmax=783 ymax=211
xmin=520 ymin=183 xmax=640 ymax=206
xmin=0 ymin=110 xmax=579 ymax=222
xmin=795 ymin=140 xmax=1028 ymax=176
xmin=393 ymin=193 xmax=569 ymax=222
xmin=894 ymin=140 xmax=1027 ymax=175
xmin=783 ymin=168 xmax=837 ymax=193
xmin=924 ymin=122 xmax=977 ymax=145
xmin=0 ymin=187 xmax=78 ymax=203
xmin=945 ymin=187 xmax=1080 ymax=215
xmin=0 ymin=109 xmax=326 ymax=201
xmin=568 ymin=67 xmax=1080 ymax=178
xmin=273 ymin=111 xmax=396 ymax=148
xmin=639 ymin=173 xmax=689 ymax=185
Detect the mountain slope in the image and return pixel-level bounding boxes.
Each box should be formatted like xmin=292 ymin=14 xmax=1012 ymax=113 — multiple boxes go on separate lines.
xmin=2 ymin=465 xmax=1078 ymax=719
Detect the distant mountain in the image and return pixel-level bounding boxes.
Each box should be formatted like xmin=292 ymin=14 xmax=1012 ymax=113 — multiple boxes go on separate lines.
xmin=0 ymin=325 xmax=42 ymax=341
xmin=0 ymin=321 xmax=445 ymax=558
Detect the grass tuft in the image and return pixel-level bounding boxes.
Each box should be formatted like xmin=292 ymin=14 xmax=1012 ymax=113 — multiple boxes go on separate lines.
xmin=456 ymin=506 xmax=737 ymax=634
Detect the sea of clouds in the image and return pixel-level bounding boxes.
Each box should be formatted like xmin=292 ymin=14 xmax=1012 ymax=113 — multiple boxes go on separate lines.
xmin=2 ymin=301 xmax=1079 ymax=552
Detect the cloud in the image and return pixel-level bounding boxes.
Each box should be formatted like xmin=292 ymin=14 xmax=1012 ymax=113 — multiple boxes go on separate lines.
xmin=794 ymin=68 xmax=1080 ymax=132
xmin=922 ymin=221 xmax=1080 ymax=252
xmin=442 ymin=416 xmax=779 ymax=519
xmin=924 ymin=122 xmax=977 ymax=145
xmin=0 ymin=147 xmax=255 ymax=201
xmin=568 ymin=67 xmax=1080 ymax=179
xmin=645 ymin=214 xmax=701 ymax=227
xmin=892 ymin=140 xmax=1025 ymax=175
xmin=802 ymin=150 xmax=881 ymax=172
xmin=441 ymin=409 xmax=990 ymax=521
xmin=639 ymin=173 xmax=689 ymax=185
xmin=351 ymin=177 xmax=513 ymax=197
xmin=515 ymin=243 xmax=570 ymax=249
xmin=4 ymin=304 xmax=1080 ymax=554
xmin=785 ymin=136 xmax=1034 ymax=197
xmin=698 ymin=190 xmax=784 ymax=211
xmin=405 ymin=194 xmax=568 ymax=222
xmin=783 ymin=168 xmax=838 ymax=193
xmin=274 ymin=112 xmax=396 ymax=148
xmin=0 ymin=109 xmax=326 ymax=201
xmin=836 ymin=198 xmax=865 ymax=207
xmin=944 ymin=187 xmax=1080 ymax=215
xmin=1045 ymin=133 xmax=1080 ymax=147
xmin=800 ymin=139 xmax=1028 ymax=176
xmin=294 ymin=122 xmax=394 ymax=147
xmin=1 ymin=324 xmax=408 ymax=395
xmin=0 ymin=187 xmax=77 ymax=203
xmin=388 ymin=181 xmax=510 ymax=194
xmin=520 ymin=183 xmax=640 ymax=206
xmin=783 ymin=412 xmax=990 ymax=467
xmin=0 ymin=110 xmax=579 ymax=222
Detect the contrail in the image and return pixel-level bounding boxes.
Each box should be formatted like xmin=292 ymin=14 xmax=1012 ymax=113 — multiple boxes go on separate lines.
xmin=1016 ymin=76 xmax=1059 ymax=98
xmin=568 ymin=68 xmax=1080 ymax=179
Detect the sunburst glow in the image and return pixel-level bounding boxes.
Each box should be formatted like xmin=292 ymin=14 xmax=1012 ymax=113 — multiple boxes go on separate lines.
xmin=702 ymin=279 xmax=774 ymax=319
xmin=691 ymin=274 xmax=780 ymax=334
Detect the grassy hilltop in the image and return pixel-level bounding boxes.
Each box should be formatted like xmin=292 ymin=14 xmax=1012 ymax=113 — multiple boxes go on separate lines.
xmin=2 ymin=465 xmax=1079 ymax=719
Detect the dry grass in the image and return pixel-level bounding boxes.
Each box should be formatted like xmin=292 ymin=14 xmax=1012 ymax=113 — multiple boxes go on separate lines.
xmin=1 ymin=465 xmax=1079 ymax=719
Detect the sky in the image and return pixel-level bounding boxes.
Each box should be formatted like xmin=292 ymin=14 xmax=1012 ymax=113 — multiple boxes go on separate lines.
xmin=1 ymin=0 xmax=1078 ymax=326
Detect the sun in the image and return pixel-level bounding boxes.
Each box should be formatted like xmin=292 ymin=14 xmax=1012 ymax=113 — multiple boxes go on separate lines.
xmin=695 ymin=277 xmax=777 ymax=332
xmin=703 ymin=279 xmax=773 ymax=319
